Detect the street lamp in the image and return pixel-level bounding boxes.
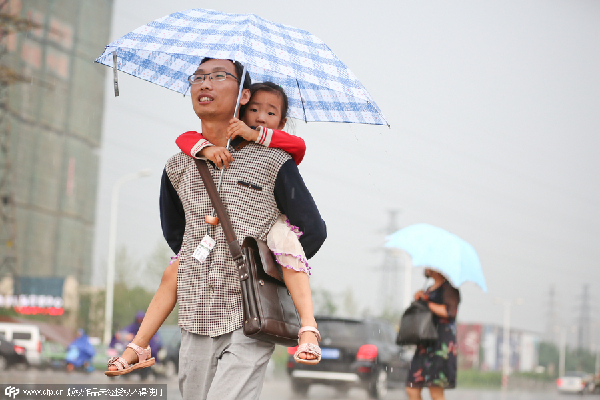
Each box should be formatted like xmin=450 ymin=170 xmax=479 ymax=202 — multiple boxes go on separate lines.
xmin=554 ymin=325 xmax=577 ymax=378
xmin=103 ymin=169 xmax=151 ymax=345
xmin=494 ymin=297 xmax=522 ymax=391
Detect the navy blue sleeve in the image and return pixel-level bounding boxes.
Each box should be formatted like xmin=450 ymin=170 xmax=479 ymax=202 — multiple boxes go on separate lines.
xmin=274 ymin=159 xmax=326 ymax=259
xmin=159 ymin=168 xmax=185 ymax=254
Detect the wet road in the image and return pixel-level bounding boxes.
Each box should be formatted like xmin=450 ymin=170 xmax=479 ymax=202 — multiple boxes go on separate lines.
xmin=0 ymin=368 xmax=591 ymax=400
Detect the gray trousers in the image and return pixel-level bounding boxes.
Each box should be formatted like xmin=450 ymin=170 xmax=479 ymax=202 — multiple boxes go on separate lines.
xmin=178 ymin=328 xmax=275 ymax=400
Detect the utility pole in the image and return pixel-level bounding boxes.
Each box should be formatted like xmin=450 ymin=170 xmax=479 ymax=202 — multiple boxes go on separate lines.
xmin=545 ymin=285 xmax=560 ymax=345
xmin=577 ymin=284 xmax=591 ymax=350
xmin=495 ymin=297 xmax=522 ymax=391
xmin=558 ymin=327 xmax=566 ymax=378
xmin=377 ymin=210 xmax=400 ymax=313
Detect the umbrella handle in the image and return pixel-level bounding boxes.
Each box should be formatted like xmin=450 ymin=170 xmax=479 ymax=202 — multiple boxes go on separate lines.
xmin=112 ymin=51 xmax=119 ymax=97
xmin=233 ymin=64 xmax=247 ymax=118
xmin=208 ymin=64 xmax=248 ymax=219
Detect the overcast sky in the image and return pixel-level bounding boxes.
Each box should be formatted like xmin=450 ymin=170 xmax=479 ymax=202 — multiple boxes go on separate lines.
xmin=92 ymin=0 xmax=600 ymax=344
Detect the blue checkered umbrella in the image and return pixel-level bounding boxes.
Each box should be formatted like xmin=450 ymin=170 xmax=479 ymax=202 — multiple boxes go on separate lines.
xmin=95 ymin=8 xmax=388 ymax=126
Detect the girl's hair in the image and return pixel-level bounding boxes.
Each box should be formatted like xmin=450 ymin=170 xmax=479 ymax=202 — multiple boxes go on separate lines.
xmin=240 ymin=82 xmax=289 ymax=123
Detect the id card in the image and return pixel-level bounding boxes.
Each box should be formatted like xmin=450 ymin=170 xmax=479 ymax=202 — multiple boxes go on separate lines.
xmin=193 ymin=235 xmax=216 ymax=263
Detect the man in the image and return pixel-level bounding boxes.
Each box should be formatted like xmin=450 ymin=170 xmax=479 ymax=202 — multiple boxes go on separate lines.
xmin=159 ymin=58 xmax=326 ymax=400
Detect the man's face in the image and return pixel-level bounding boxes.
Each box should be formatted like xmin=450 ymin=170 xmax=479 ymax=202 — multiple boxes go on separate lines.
xmin=190 ymin=59 xmax=246 ymax=121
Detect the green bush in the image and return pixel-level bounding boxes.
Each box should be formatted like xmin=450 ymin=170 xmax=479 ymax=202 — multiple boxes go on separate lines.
xmin=457 ymin=370 xmax=502 ymax=388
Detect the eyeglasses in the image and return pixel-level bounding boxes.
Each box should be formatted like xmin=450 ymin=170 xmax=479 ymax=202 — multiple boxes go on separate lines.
xmin=188 ymin=71 xmax=239 ymax=84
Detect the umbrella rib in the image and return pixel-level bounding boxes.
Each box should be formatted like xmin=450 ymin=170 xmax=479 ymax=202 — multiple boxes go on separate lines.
xmin=295 ymin=79 xmax=307 ymax=123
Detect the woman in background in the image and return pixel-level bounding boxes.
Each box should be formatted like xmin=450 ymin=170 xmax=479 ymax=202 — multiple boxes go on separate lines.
xmin=406 ymin=268 xmax=461 ymax=400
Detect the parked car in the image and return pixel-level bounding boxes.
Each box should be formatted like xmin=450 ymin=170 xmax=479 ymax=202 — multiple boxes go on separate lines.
xmin=0 ymin=332 xmax=28 ymax=370
xmin=154 ymin=325 xmax=181 ymax=378
xmin=556 ymin=371 xmax=595 ymax=394
xmin=41 ymin=341 xmax=67 ymax=369
xmin=286 ymin=316 xmax=409 ymax=399
xmin=0 ymin=323 xmax=42 ymax=367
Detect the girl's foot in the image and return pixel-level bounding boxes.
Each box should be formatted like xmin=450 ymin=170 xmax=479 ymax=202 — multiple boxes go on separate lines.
xmin=105 ymin=343 xmax=155 ymax=376
xmin=107 ymin=347 xmax=138 ymax=371
xmin=294 ymin=326 xmax=321 ymax=365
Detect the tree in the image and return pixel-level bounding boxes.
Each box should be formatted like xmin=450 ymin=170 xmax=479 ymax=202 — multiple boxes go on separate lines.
xmin=142 ymin=240 xmax=173 ymax=291
xmin=538 ymin=341 xmax=559 ymax=375
xmin=538 ymin=341 xmax=597 ymax=376
xmin=340 ymin=287 xmax=359 ymax=317
xmin=111 ymin=283 xmax=155 ymax=334
xmin=378 ymin=306 xmax=401 ymax=326
xmin=114 ymin=245 xmax=141 ymax=287
xmin=312 ymin=288 xmax=338 ymax=316
xmin=97 ymin=244 xmax=179 ymax=336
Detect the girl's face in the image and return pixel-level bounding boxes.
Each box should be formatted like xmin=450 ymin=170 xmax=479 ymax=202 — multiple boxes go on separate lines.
xmin=243 ymin=90 xmax=287 ymax=130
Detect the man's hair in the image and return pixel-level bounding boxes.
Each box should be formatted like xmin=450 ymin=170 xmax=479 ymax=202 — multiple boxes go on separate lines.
xmin=199 ymin=57 xmax=251 ymax=90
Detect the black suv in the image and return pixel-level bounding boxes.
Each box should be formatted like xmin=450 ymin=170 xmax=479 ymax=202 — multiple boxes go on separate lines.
xmin=286 ymin=317 xmax=409 ymax=399
xmin=0 ymin=332 xmax=27 ymax=370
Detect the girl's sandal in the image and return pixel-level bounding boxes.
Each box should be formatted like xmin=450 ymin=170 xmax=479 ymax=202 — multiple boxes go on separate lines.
xmin=293 ymin=326 xmax=321 ymax=365
xmin=104 ymin=343 xmax=155 ymax=376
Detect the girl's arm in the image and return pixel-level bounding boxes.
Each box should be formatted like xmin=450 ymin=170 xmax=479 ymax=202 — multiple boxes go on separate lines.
xmin=176 ymin=122 xmax=306 ymax=165
xmin=175 ymin=131 xmax=233 ymax=169
xmin=255 ymin=126 xmax=306 ymax=165
xmin=175 ymin=131 xmax=213 ymax=159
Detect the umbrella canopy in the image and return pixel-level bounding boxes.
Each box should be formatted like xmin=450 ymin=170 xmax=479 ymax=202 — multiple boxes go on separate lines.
xmin=95 ymin=8 xmax=387 ymax=125
xmin=385 ymin=223 xmax=487 ymax=292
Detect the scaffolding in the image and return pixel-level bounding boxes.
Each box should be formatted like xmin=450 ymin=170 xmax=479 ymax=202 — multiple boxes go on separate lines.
xmin=0 ymin=0 xmax=113 ymax=287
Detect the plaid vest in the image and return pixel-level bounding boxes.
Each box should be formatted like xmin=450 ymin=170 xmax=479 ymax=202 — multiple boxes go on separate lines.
xmin=165 ymin=143 xmax=290 ymax=337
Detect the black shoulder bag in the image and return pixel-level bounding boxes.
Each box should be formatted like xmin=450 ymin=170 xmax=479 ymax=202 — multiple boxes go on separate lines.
xmin=396 ymin=299 xmax=439 ymax=346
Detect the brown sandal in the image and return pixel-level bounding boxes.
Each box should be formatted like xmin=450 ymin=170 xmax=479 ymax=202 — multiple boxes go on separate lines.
xmin=105 ymin=342 xmax=155 ymax=376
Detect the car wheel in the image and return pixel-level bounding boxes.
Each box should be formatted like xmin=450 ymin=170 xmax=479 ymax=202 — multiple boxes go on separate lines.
xmin=290 ymin=378 xmax=309 ymax=397
xmin=368 ymin=368 xmax=388 ymax=399
xmin=164 ymin=360 xmax=177 ymax=379
xmin=0 ymin=356 xmax=7 ymax=371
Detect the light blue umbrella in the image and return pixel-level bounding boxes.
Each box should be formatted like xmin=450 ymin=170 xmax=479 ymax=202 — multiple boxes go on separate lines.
xmin=385 ymin=223 xmax=487 ymax=292
xmin=95 ymin=8 xmax=387 ymax=126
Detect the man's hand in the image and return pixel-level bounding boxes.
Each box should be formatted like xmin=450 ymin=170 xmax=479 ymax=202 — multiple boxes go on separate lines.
xmin=227 ymin=118 xmax=259 ymax=142
xmin=200 ymin=146 xmax=234 ymax=169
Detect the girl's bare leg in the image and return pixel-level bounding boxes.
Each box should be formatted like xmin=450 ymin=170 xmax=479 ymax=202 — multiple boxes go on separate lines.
xmin=406 ymin=387 xmax=423 ymax=400
xmin=108 ymin=260 xmax=178 ymax=371
xmin=281 ymin=268 xmax=318 ymax=360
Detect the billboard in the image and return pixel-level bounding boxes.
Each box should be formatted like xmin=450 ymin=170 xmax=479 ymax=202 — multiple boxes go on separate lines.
xmin=463 ymin=323 xmax=539 ymax=372
xmin=457 ymin=323 xmax=482 ymax=370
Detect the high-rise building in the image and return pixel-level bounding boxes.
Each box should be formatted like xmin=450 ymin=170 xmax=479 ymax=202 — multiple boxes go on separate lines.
xmin=0 ymin=0 xmax=114 ymax=292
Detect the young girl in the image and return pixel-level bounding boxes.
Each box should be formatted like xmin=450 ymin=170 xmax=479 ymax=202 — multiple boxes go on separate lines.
xmin=106 ymin=82 xmax=321 ymax=376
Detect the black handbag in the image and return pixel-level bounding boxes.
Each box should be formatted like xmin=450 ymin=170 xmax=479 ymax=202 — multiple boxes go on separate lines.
xmin=195 ymin=159 xmax=300 ymax=346
xmin=396 ymin=300 xmax=439 ymax=345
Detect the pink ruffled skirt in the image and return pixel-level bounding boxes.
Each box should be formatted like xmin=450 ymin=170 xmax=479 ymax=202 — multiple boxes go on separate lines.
xmin=267 ymin=215 xmax=310 ymax=275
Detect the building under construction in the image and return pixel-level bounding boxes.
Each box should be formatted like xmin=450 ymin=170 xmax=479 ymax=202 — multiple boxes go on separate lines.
xmin=0 ymin=0 xmax=113 ymax=308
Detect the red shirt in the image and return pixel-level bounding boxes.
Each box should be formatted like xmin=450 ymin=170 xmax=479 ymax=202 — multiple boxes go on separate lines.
xmin=175 ymin=127 xmax=306 ymax=165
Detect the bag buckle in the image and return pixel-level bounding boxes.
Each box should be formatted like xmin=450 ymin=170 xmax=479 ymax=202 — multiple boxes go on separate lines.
xmin=235 ymin=255 xmax=249 ymax=280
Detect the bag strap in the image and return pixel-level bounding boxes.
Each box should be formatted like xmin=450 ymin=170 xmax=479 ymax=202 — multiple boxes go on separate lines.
xmin=194 ymin=159 xmax=248 ymax=280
